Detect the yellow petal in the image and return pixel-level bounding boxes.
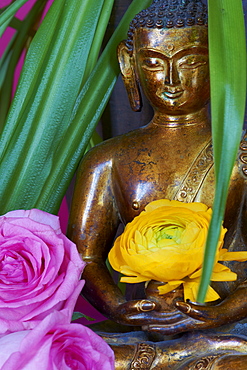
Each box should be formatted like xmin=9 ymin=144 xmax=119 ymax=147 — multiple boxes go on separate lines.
xmin=205 ymin=285 xmax=221 ymax=302
xmin=145 ymin=227 xmax=154 ymax=242
xmin=211 ymin=271 xmax=237 ymax=281
xmin=158 ymin=281 xmax=183 ymax=295
xmin=189 ymin=263 xmax=237 ymax=283
xmin=134 ymin=229 xmax=144 ymax=245
xmin=136 ymin=244 xmax=147 ymax=253
xmin=145 ymin=199 xmax=172 ymax=212
xmin=181 ymin=224 xmax=200 ymax=244
xmin=119 ymin=265 xmax=137 ymax=276
xmin=188 ymin=268 xmax=202 ymax=279
xmin=119 ymin=265 xmax=149 ymax=283
xmin=183 ymin=281 xmax=197 ymax=302
xmin=183 ymin=280 xmax=220 ymax=302
xmin=108 ymin=237 xmax=126 ymax=270
xmin=145 ymin=199 xmax=209 ymax=213
xmin=212 ymin=262 xmax=229 ymax=272
xmin=211 ymin=263 xmax=237 ymax=281
xmin=219 ymin=251 xmax=247 ymax=262
xmin=108 ymin=198 xmax=227 ymax=293
xmin=120 ymin=276 xmax=148 ymax=283
xmin=158 ymin=238 xmax=177 ymax=248
xmin=129 ymin=239 xmax=138 ymax=254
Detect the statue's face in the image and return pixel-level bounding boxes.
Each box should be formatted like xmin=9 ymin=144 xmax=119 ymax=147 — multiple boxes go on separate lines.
xmin=133 ymin=26 xmax=209 ymax=115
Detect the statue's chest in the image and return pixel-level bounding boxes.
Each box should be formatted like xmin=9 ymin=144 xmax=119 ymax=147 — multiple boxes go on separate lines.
xmin=112 ymin=141 xmax=215 ymax=224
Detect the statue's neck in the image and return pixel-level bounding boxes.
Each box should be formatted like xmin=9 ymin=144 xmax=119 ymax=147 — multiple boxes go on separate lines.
xmin=151 ymin=107 xmax=210 ymax=128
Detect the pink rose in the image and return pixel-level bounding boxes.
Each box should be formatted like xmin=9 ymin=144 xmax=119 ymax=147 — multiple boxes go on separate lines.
xmin=0 ymin=209 xmax=85 ymax=333
xmin=0 ymin=310 xmax=115 ymax=369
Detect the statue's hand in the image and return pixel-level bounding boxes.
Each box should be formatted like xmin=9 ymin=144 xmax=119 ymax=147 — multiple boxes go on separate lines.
xmin=142 ymin=301 xmax=221 ymax=335
xmin=113 ymin=299 xmax=186 ymax=327
xmin=112 ymin=283 xmax=215 ymax=329
xmin=108 ymin=283 xmax=247 ymax=331
xmin=114 ymin=299 xmax=158 ymax=326
xmin=143 ymin=283 xmax=247 ymax=335
xmin=176 ymin=300 xmax=222 ymax=323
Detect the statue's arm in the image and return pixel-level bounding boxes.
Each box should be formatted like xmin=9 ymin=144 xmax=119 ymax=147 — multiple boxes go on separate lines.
xmin=68 ymin=150 xmax=124 ymax=317
xmin=68 ymin=149 xmax=158 ymax=324
xmin=176 ymin=280 xmax=247 ymax=325
xmin=140 ymin=280 xmax=247 ymax=336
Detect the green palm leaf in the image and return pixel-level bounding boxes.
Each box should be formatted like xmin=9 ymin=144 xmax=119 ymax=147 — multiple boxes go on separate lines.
xmin=0 ymin=0 xmax=30 ymax=36
xmin=197 ymin=0 xmax=246 ymax=302
xmin=0 ymin=0 xmax=47 ymax=129
xmin=0 ymin=0 xmax=152 ymax=214
xmin=0 ymin=0 xmax=107 ymax=212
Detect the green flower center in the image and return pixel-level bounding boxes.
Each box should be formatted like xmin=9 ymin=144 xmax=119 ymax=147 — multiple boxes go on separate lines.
xmin=134 ymin=224 xmax=185 ymax=254
xmin=155 ymin=225 xmax=183 ymax=244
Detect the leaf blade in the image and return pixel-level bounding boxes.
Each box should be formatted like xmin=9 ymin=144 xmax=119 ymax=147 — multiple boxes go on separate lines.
xmin=0 ymin=0 xmax=107 ymax=212
xmin=197 ymin=0 xmax=246 ymax=302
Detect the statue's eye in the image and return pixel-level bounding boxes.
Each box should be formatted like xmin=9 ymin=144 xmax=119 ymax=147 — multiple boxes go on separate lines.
xmin=142 ymin=58 xmax=163 ymax=71
xmin=178 ymin=56 xmax=207 ymax=69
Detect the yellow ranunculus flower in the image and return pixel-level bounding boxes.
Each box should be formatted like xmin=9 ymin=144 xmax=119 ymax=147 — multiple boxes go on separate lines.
xmin=108 ymin=199 xmax=247 ymax=302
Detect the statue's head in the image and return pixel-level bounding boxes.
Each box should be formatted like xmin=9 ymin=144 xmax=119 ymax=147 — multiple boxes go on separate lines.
xmin=118 ymin=0 xmax=209 ymax=116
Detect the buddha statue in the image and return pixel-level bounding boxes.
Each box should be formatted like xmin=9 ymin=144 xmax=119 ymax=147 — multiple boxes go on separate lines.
xmin=68 ymin=0 xmax=247 ymax=368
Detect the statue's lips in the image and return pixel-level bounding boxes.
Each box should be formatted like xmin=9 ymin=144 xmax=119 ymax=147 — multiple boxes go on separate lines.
xmin=162 ymin=90 xmax=183 ymax=99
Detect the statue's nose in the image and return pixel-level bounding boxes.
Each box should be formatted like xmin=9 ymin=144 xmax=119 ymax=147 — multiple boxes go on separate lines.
xmin=165 ymin=60 xmax=180 ymax=86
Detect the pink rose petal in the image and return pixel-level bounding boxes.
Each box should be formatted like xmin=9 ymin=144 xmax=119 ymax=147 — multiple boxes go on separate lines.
xmin=0 ymin=209 xmax=85 ymax=333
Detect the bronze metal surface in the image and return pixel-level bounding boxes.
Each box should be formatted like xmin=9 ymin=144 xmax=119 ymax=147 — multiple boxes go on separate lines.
xmin=68 ymin=5 xmax=247 ymax=368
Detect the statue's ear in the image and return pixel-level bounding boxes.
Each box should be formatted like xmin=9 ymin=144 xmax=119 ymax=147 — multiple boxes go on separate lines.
xmin=117 ymin=41 xmax=142 ymax=112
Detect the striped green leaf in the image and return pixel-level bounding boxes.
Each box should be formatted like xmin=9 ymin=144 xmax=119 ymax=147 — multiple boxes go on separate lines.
xmin=0 ymin=0 xmax=30 ymax=37
xmin=0 ymin=0 xmax=108 ymax=212
xmin=197 ymin=0 xmax=246 ymax=302
xmin=0 ymin=0 xmax=47 ymax=129
xmin=0 ymin=0 xmax=152 ymax=214
xmin=33 ymin=0 xmax=153 ymax=213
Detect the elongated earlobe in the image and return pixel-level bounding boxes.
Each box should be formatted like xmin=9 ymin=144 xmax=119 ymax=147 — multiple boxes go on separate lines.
xmin=117 ymin=41 xmax=142 ymax=112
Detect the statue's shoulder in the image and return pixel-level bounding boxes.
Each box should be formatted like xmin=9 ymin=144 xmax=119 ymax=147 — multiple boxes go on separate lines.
xmin=82 ymin=126 xmax=150 ymax=164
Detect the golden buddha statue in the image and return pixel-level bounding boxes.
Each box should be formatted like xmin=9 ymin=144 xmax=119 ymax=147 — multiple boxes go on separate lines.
xmin=68 ymin=0 xmax=247 ymax=368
